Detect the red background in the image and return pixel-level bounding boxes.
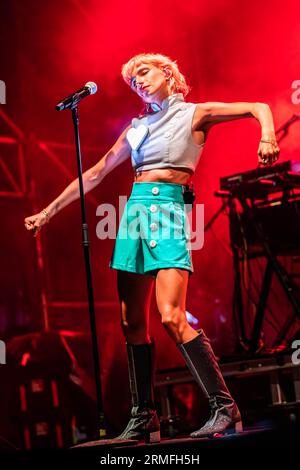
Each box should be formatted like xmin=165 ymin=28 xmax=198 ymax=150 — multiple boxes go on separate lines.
xmin=1 ymin=0 xmax=300 ymax=435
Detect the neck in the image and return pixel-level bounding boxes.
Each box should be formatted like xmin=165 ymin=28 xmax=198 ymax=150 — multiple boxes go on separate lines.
xmin=150 ymin=82 xmax=176 ymax=107
xmin=143 ymin=92 xmax=184 ymax=115
xmin=151 ymin=92 xmax=171 ymax=108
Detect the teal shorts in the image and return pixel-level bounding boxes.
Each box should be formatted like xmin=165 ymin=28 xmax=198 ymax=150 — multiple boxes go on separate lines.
xmin=109 ymin=182 xmax=193 ymax=276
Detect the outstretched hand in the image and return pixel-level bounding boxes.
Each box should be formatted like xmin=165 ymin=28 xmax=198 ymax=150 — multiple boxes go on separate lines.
xmin=24 ymin=211 xmax=49 ymax=237
xmin=257 ymin=139 xmax=280 ymax=166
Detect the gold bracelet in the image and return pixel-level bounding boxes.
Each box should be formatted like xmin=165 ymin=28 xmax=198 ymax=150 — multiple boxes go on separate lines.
xmin=41 ymin=208 xmax=50 ymax=223
xmin=260 ymin=139 xmax=276 ymax=144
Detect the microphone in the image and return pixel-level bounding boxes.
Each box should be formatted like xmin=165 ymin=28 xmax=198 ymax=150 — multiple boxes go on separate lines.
xmin=55 ymin=81 xmax=97 ymax=111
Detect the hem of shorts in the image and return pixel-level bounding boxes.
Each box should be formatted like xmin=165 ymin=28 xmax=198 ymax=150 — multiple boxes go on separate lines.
xmin=109 ymin=263 xmax=145 ymax=274
xmin=144 ymin=262 xmax=193 ymax=273
xmin=109 ymin=262 xmax=193 ymax=274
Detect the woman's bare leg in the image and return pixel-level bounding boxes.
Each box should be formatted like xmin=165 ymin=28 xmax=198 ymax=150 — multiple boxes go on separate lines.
xmin=156 ymin=271 xmax=241 ymax=438
xmin=116 ymin=270 xmax=160 ymax=443
xmin=117 ymin=270 xmax=154 ymax=344
xmin=155 ymin=268 xmax=198 ymax=344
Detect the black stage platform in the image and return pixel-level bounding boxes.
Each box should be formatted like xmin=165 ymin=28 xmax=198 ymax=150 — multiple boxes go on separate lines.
xmin=1 ymin=424 xmax=300 ymax=468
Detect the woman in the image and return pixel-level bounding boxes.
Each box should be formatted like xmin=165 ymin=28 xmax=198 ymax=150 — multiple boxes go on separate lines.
xmin=24 ymin=53 xmax=280 ymax=443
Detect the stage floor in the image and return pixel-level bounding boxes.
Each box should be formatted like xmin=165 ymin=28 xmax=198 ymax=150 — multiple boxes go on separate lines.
xmin=1 ymin=424 xmax=299 ymax=467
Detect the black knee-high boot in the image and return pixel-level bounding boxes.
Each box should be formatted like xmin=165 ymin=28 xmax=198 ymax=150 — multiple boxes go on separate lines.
xmin=178 ymin=330 xmax=242 ymax=438
xmin=115 ymin=342 xmax=160 ymax=443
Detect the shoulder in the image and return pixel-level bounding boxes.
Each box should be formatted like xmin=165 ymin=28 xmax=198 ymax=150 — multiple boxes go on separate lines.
xmin=176 ymin=102 xmax=209 ymax=130
xmin=190 ymin=102 xmax=217 ymax=131
xmin=179 ymin=101 xmax=206 ymax=118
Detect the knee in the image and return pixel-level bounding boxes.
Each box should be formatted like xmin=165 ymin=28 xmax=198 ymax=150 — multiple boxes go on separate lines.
xmin=160 ymin=305 xmax=188 ymax=332
xmin=121 ymin=316 xmax=145 ymax=337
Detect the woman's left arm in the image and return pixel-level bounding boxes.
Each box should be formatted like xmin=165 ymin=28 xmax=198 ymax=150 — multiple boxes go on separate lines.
xmin=195 ymin=102 xmax=280 ymax=166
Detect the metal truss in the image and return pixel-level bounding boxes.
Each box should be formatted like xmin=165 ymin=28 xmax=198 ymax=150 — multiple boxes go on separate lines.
xmin=0 ymin=108 xmax=106 ymax=331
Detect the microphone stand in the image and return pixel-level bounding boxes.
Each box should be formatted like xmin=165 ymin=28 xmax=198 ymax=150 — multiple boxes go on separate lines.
xmin=71 ymin=105 xmax=106 ymax=439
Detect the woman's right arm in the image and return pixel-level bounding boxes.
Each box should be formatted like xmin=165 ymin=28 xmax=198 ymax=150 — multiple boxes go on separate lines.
xmin=24 ymin=125 xmax=131 ymax=236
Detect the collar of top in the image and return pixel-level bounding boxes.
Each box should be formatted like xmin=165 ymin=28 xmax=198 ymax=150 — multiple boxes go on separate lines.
xmin=150 ymin=93 xmax=184 ymax=113
xmin=161 ymin=93 xmax=185 ymax=109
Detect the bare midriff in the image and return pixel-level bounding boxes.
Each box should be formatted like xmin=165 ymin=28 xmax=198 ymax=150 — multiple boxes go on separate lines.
xmin=134 ymin=167 xmax=193 ymax=184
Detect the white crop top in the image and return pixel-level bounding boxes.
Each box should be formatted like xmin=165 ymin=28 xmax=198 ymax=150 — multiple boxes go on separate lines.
xmin=126 ymin=93 xmax=204 ymax=174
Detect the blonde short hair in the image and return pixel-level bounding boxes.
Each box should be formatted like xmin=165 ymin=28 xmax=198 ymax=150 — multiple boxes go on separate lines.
xmin=121 ymin=53 xmax=191 ymax=97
